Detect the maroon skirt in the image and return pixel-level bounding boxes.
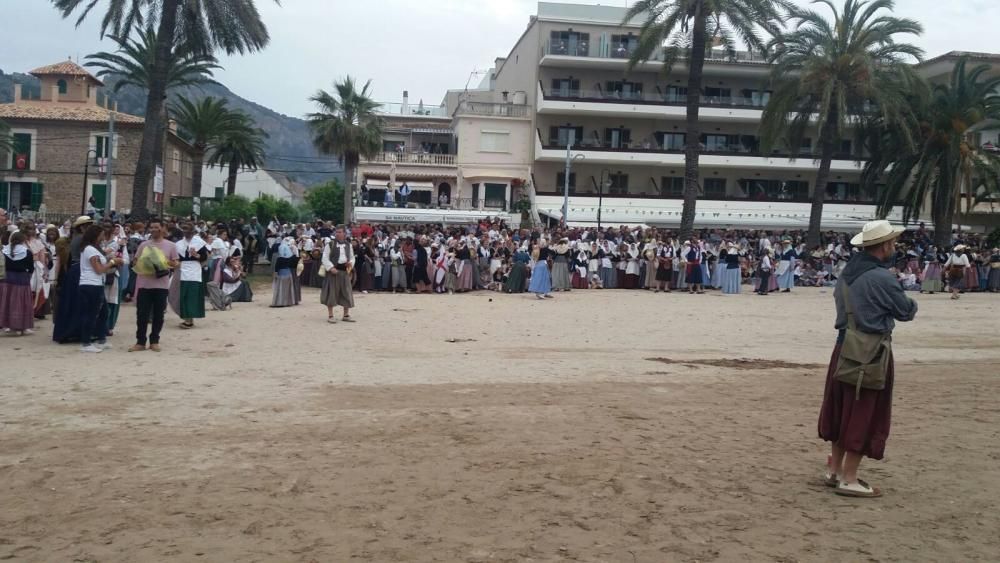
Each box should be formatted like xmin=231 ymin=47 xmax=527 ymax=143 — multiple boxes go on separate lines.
xmin=817 ymin=338 xmax=894 ymax=460
xmin=571 ymin=271 xmax=589 ymax=289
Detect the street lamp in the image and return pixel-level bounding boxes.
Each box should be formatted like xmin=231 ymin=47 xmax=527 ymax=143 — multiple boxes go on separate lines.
xmin=81 ymin=149 xmax=99 ymax=215
xmin=597 ymin=168 xmax=612 ymax=229
xmin=563 ymin=152 xmax=585 ymax=226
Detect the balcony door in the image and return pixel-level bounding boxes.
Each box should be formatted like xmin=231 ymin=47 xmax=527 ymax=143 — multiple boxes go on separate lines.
xmin=550 ymin=31 xmax=590 ymax=56
xmin=610 ymin=34 xmax=638 ymax=58
xmin=655 ymin=132 xmax=685 ymax=151
xmin=664 ymin=86 xmax=688 ymax=103
xmin=701 ymin=134 xmax=732 ymax=152
xmin=550 ymin=126 xmax=583 ymax=147
xmin=606 ymin=80 xmax=643 ymax=100
xmin=604 ymin=128 xmax=631 ymax=149
xmin=551 ymin=78 xmax=580 ymax=98
xmin=702 ymin=87 xmax=731 ymax=104
xmin=608 ymin=172 xmax=629 ymax=195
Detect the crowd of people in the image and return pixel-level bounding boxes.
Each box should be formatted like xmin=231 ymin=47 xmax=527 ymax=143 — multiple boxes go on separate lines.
xmin=2 ymin=207 xmax=998 ymax=350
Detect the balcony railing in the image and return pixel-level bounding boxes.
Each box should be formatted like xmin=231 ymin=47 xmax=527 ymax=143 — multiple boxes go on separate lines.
xmin=544 ymin=39 xmax=769 ymax=65
xmin=455 ymin=101 xmax=530 ymax=118
xmin=358 ymin=197 xmax=508 ymax=211
xmin=541 ymin=136 xmax=856 ymax=161
xmin=376 ymin=102 xmax=449 ymax=117
xmin=534 ymin=188 xmax=879 ymax=205
xmin=365 ymin=151 xmax=456 ymax=166
xmin=542 ymin=86 xmax=771 ymax=109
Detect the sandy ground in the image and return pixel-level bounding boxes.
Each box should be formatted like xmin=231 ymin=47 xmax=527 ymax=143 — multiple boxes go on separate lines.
xmin=1 ymin=284 xmax=999 ymax=562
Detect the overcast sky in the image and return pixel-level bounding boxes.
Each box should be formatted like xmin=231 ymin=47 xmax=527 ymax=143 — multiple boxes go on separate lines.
xmin=2 ymin=0 xmax=998 ymax=118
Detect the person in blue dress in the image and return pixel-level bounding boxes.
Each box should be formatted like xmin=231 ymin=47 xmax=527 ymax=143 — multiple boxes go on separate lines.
xmin=721 ymin=243 xmax=742 ymax=294
xmin=777 ymin=239 xmax=798 ymax=292
xmin=528 ymin=240 xmax=553 ymax=300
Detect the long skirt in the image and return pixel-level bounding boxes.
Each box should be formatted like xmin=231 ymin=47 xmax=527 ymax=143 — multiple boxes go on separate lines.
xmin=0 ymin=271 xmax=34 ymax=331
xmin=320 ymin=269 xmax=354 ymax=308
xmin=52 ymin=263 xmax=82 ymax=342
xmin=721 ymin=267 xmax=741 ymax=294
xmin=357 ymin=262 xmax=375 ymax=292
xmin=963 ymin=267 xmax=980 ymax=291
xmin=700 ymin=263 xmax=710 ymax=287
xmin=818 ymin=336 xmax=894 ymax=460
xmin=777 ymin=264 xmax=796 ymax=290
xmin=571 ymin=270 xmax=589 ymax=289
xmin=753 ymin=273 xmax=779 ymax=292
xmin=655 ymin=265 xmax=672 ymax=283
xmin=616 ymin=268 xmax=626 ymax=288
xmin=504 ymin=263 xmax=527 ymax=293
xmin=445 ymin=271 xmax=458 ymax=292
xmin=599 ymin=266 xmax=616 ymax=289
xmin=685 ymin=262 xmax=704 ymax=285
xmin=457 ymin=259 xmax=475 ymax=290
xmin=272 ymin=270 xmax=297 ymax=307
xmin=528 ymin=262 xmax=551 ymax=294
xmin=391 ymin=265 xmax=407 ymax=288
xmin=623 ymin=273 xmax=639 ymax=289
xmin=551 ymin=256 xmax=571 ymax=290
xmin=989 ymin=267 xmax=1000 ymax=291
xmin=179 ymin=280 xmax=206 ymax=319
xmin=299 ymin=259 xmax=318 ymax=288
xmin=673 ymin=267 xmax=687 ymax=290
xmin=921 ymin=263 xmax=943 ymax=292
xmin=229 ymin=282 xmax=254 ymax=302
xmin=710 ymin=262 xmax=724 ymax=289
xmin=644 ymin=261 xmax=657 ymax=288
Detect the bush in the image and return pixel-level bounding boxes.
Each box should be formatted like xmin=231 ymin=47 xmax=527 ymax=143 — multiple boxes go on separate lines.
xmin=252 ymin=194 xmax=297 ymax=223
xmin=201 ymin=195 xmax=254 ymax=223
xmin=305 ymin=180 xmax=344 ymax=222
xmin=986 ymin=227 xmax=1000 ymax=249
xmin=166 ymin=198 xmax=193 ymax=219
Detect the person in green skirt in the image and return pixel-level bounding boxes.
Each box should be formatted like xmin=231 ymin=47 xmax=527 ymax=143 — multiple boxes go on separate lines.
xmin=174 ymin=222 xmax=208 ymax=329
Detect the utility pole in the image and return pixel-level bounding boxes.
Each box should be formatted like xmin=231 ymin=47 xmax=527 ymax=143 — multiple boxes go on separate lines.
xmin=562 ymin=130 xmax=584 ymax=227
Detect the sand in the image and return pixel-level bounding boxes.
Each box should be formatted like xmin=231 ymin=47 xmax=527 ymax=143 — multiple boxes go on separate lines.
xmin=1 ymin=285 xmax=998 ymax=562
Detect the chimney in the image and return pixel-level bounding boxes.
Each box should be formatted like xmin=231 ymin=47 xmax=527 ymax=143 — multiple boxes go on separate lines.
xmin=51 ymin=84 xmax=60 ymax=102
xmin=168 ymin=119 xmax=178 ymax=133
xmin=14 ymin=83 xmax=22 ymax=103
xmin=402 ymin=90 xmax=409 ymax=115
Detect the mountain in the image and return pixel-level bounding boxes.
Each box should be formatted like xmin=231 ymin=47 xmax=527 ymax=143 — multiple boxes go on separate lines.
xmin=0 ymin=68 xmax=343 ymax=187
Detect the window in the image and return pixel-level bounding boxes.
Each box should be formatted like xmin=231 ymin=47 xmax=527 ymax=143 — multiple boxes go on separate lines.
xmin=0 ymin=181 xmax=43 ymax=211
xmin=609 ymin=172 xmax=629 ymax=195
xmin=57 ymin=79 xmax=67 ymax=94
xmin=604 ymin=127 xmax=631 ymax=149
xmin=610 ymin=34 xmax=638 ymax=58
xmin=704 ymin=178 xmax=727 ymax=198
xmin=839 ymin=139 xmax=853 ymax=155
xmin=701 ymin=134 xmax=732 ymax=152
xmin=549 ymin=30 xmax=590 ymax=57
xmin=605 ymin=80 xmax=642 ymax=100
xmin=739 ymin=179 xmax=808 ymax=200
xmin=656 ymin=132 xmax=685 ymax=151
xmin=826 ymin=182 xmax=870 ymax=202
xmin=741 ymin=89 xmax=771 ymax=107
xmin=479 ymin=130 xmax=510 ymax=152
xmin=11 ymin=133 xmax=32 ymax=170
xmin=664 ymin=86 xmax=687 ymax=103
xmin=661 ymin=176 xmax=684 ymax=197
xmin=549 ymin=126 xmax=582 ymax=147
xmin=551 ymin=78 xmax=580 ymax=97
xmin=799 ymin=138 xmax=812 ymax=153
xmin=94 ymin=135 xmax=110 ymax=159
xmin=484 ymin=183 xmax=507 ymax=209
xmin=556 ymin=172 xmax=576 ymax=191
xmin=702 ymin=87 xmax=732 ymax=103
xmin=172 ymin=149 xmax=180 ymax=173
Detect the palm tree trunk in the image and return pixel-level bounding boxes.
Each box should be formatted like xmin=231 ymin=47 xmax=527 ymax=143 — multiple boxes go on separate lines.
xmin=130 ymin=0 xmax=180 ymax=220
xmin=679 ymin=4 xmax=707 ymax=241
xmin=192 ymin=149 xmax=205 ymax=201
xmin=227 ymin=161 xmax=239 ymax=196
xmin=808 ymin=108 xmax=839 ymax=246
xmin=343 ymin=161 xmax=355 ymax=224
xmin=933 ymin=172 xmax=960 ymax=248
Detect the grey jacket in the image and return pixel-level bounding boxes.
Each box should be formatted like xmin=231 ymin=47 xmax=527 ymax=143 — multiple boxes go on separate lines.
xmin=834 ymin=252 xmax=918 ymax=334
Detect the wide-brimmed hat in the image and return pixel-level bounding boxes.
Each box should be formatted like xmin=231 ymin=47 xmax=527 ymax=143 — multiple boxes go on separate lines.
xmin=953 ymin=244 xmax=968 ymax=252
xmin=72 ymin=215 xmax=93 ymax=228
xmin=850 ymin=220 xmax=905 ymax=247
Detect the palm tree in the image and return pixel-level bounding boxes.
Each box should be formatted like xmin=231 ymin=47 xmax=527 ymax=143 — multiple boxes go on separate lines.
xmin=307 ymin=77 xmax=384 ymax=223
xmin=760 ymin=0 xmax=924 ymax=246
xmin=864 ymin=58 xmax=1000 ymax=248
xmin=624 ymin=0 xmax=789 ymax=240
xmin=170 ymin=96 xmax=243 ymax=199
xmin=52 ymin=0 xmax=276 ymax=218
xmin=207 ymin=113 xmax=268 ymax=196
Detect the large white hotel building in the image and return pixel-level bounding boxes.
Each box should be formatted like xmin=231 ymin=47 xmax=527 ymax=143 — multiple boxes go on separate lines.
xmin=357 ymin=2 xmax=1000 ymax=230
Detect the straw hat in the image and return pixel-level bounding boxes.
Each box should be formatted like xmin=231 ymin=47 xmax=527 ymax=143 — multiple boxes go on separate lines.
xmin=953 ymin=244 xmax=967 ymax=252
xmin=72 ymin=215 xmax=93 ymax=228
xmin=850 ymin=220 xmax=905 ymax=247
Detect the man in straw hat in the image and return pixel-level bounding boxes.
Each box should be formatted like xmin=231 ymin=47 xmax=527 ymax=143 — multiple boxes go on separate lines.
xmin=818 ymin=220 xmax=918 ymax=498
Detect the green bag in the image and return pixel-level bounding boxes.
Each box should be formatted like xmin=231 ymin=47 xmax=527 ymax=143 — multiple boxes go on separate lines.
xmin=835 ymin=284 xmax=892 ymax=399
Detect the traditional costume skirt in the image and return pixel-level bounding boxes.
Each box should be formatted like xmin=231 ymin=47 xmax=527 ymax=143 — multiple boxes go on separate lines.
xmin=504 ymin=263 xmax=527 ymax=293
xmin=710 ymin=263 xmax=723 ymax=288
xmin=989 ymin=265 xmax=1000 ymax=291
xmin=673 ymin=267 xmax=687 ymax=290
xmin=358 ymin=262 xmax=376 ymax=291
xmin=179 ymin=280 xmax=206 ymax=318
xmin=644 ymin=261 xmax=657 ymax=288
xmin=320 ymin=269 xmax=354 ymax=308
xmin=52 ymin=263 xmax=82 ymax=343
xmin=271 ymin=268 xmax=297 ymax=307
xmin=922 ymin=263 xmax=943 ymax=292
xmin=299 ymin=259 xmax=317 ymax=288
xmin=551 ymin=256 xmax=571 ymax=290
xmin=963 ymin=267 xmax=980 ymax=291
xmin=391 ymin=264 xmax=406 ymax=288
xmin=777 ymin=264 xmax=796 ymax=290
xmin=623 ymin=272 xmax=639 ymax=289
xmin=753 ymin=273 xmax=779 ymax=292
xmin=978 ymin=264 xmax=990 ymax=290
xmin=0 ymin=271 xmax=34 ymax=331
xmin=600 ymin=266 xmax=616 ymax=289
xmin=457 ymin=259 xmax=475 ymax=290
xmin=528 ymin=262 xmax=551 ymax=294
xmin=655 ymin=265 xmax=672 ymax=283
xmin=721 ymin=267 xmax=741 ymax=294
xmin=229 ymin=282 xmax=254 ymax=302
xmin=818 ymin=334 xmax=894 ymax=460
xmin=685 ymin=262 xmax=704 ymax=285
xmin=571 ymin=269 xmax=589 ymax=289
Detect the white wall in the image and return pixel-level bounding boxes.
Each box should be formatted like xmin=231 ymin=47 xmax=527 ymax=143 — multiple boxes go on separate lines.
xmin=201 ymin=165 xmax=295 ymax=202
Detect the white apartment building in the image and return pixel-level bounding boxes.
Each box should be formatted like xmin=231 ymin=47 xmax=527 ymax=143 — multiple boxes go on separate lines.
xmin=355 ymin=2 xmax=998 ymax=230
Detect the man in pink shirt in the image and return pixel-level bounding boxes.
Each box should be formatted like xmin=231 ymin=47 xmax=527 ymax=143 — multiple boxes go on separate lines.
xmin=129 ymin=219 xmax=180 ymax=352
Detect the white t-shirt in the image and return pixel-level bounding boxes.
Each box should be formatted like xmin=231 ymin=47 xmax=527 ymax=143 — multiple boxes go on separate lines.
xmin=80 ymin=246 xmax=106 ymax=286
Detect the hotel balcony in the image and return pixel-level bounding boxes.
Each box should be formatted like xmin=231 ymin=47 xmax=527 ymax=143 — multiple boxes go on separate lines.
xmin=376 ymin=101 xmax=450 ymax=117
xmin=540 ymin=38 xmax=770 ymax=77
xmin=454 ymin=100 xmax=531 ymax=119
xmin=354 ymin=196 xmax=511 ymax=224
xmin=534 ymin=130 xmax=863 ymax=173
xmin=537 ymin=82 xmax=767 ymax=122
xmin=365 ymin=151 xmax=456 ymax=166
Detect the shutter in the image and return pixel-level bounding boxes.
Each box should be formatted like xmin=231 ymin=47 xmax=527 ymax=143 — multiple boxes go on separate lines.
xmin=0 ymin=182 xmax=8 ymax=210
xmin=30 ymin=183 xmax=43 ymax=210
xmin=549 ymin=126 xmax=558 ymax=144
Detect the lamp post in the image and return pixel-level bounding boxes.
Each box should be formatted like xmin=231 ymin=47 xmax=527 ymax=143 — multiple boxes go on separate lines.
xmin=597 ymin=168 xmax=611 ymax=229
xmin=81 ymin=149 xmax=98 ymax=215
xmin=563 ymin=129 xmax=585 ymax=227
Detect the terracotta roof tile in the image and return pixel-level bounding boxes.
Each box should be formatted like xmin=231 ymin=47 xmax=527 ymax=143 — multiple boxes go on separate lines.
xmin=29 ymin=59 xmax=104 ymax=86
xmin=0 ymin=103 xmax=144 ymax=125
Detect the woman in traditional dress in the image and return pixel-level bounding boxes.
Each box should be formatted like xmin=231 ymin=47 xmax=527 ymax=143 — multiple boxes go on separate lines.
xmin=549 ymin=238 xmax=572 ymax=291
xmin=528 ymin=240 xmax=553 ymax=300
xmin=456 ymin=241 xmax=475 ymax=292
xmin=622 ymin=242 xmax=641 ymax=289
xmin=504 ymin=243 xmax=529 ymax=294
xmin=987 ymin=248 xmax=1000 ymax=292
xmin=654 ymin=240 xmax=673 ymax=293
xmin=597 ymin=238 xmax=616 ymax=289
xmin=222 ymin=255 xmax=253 ymax=302
xmin=777 ymin=239 xmax=798 ymax=292
xmin=643 ymin=242 xmax=658 ymax=289
xmin=976 ymin=250 xmax=990 ymax=291
xmin=673 ymin=240 xmax=687 ymax=291
xmin=53 ymin=215 xmax=94 ymax=343
xmin=271 ymin=238 xmax=299 ymax=307
xmin=684 ymin=240 xmax=705 ymax=294
xmin=22 ymin=223 xmax=48 ymax=320
xmin=944 ymin=244 xmax=971 ymax=300
xmin=444 ymin=249 xmax=459 ymax=294
xmin=721 ymin=243 xmax=742 ymax=294
xmin=1 ymin=232 xmax=35 ymax=335
xmin=920 ymin=245 xmax=943 ymax=293
xmin=571 ymin=244 xmax=590 ymax=289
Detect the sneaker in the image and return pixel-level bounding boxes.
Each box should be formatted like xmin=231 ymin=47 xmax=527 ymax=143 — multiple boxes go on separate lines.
xmin=81 ymin=345 xmax=103 ymax=353
xmin=97 ymin=341 xmax=113 ymax=350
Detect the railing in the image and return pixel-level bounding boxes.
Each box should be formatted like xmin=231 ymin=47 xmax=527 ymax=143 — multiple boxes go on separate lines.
xmin=376 ymin=102 xmax=449 ymax=117
xmin=357 ymin=197 xmax=508 ymax=211
xmin=534 ymin=188 xmax=879 ymax=205
xmin=455 ymin=101 xmax=530 ymax=118
xmin=365 ymin=151 xmax=456 ymax=165
xmin=542 ymin=86 xmax=771 ymax=109
xmin=541 ymin=137 xmax=856 ymax=161
xmin=544 ymin=39 xmax=768 ymax=65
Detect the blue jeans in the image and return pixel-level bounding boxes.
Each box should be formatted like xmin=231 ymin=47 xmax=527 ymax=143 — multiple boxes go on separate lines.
xmin=78 ymin=285 xmax=108 ymax=345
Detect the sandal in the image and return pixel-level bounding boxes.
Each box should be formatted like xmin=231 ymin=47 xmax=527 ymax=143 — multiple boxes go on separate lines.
xmin=341 ymin=317 xmax=356 ymax=323
xmin=327 ymin=317 xmax=337 ymax=324
xmin=823 ymin=472 xmax=839 ymax=488
xmin=835 ymin=479 xmax=882 ymax=498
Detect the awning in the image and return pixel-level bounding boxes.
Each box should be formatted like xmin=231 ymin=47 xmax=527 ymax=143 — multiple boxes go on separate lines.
xmin=355 ymin=207 xmax=510 ymax=225
xmin=411 ymin=128 xmax=453 ymax=135
xmin=363 ymin=171 xmax=457 ymax=180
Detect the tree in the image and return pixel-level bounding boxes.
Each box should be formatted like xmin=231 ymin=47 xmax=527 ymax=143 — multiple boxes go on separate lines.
xmin=252 ymin=193 xmax=295 ymax=223
xmin=864 ymin=57 xmax=1000 ymax=248
xmin=307 ymin=77 xmax=384 ymax=224
xmin=625 ymin=0 xmax=788 ymax=240
xmin=207 ymin=113 xmax=268 ymax=196
xmin=305 ymin=180 xmax=345 ymax=222
xmin=53 ymin=0 xmax=276 ymax=219
xmin=169 ymin=96 xmax=243 ymax=199
xmin=202 ymin=194 xmax=254 ymax=222
xmin=760 ymin=0 xmax=924 ymax=246
xmin=0 ymin=119 xmax=12 ymax=154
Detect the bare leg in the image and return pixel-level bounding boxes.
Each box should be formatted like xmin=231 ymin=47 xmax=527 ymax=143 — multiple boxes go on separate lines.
xmin=830 ymin=443 xmax=846 ymax=478
xmin=326 ymin=305 xmax=335 ymax=318
xmin=841 ymin=451 xmax=864 ymax=484
xmin=342 ymin=306 xmax=351 ymax=319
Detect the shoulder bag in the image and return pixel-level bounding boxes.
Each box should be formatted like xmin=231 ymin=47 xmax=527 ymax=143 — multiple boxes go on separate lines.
xmin=835 ymin=283 xmax=892 ymax=399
